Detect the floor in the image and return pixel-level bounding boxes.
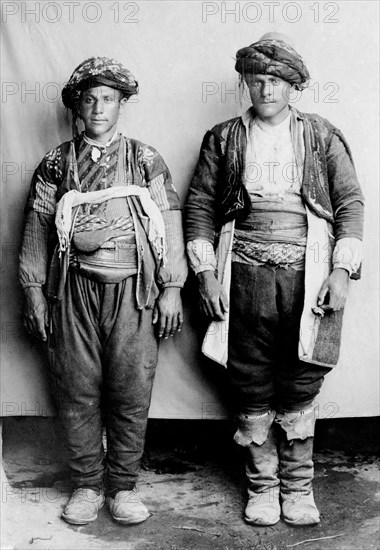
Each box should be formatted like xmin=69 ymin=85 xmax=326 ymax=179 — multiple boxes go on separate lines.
xmin=1 ymin=418 xmax=379 ymax=550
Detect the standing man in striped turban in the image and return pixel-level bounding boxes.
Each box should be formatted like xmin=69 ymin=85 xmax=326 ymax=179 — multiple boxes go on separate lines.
xmin=19 ymin=57 xmax=188 ymax=525
xmin=185 ymin=33 xmax=364 ymax=526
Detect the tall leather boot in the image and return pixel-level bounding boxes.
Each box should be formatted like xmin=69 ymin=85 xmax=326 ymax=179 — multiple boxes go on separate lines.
xmin=234 ymin=410 xmax=280 ymax=526
xmin=276 ymin=406 xmax=320 ymax=526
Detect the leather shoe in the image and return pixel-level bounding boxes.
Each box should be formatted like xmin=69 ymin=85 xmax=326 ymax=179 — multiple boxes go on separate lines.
xmin=62 ymin=488 xmax=105 ymax=525
xmin=281 ymin=491 xmax=320 ymax=525
xmin=107 ymin=490 xmax=150 ymax=524
xmin=245 ymin=487 xmax=281 ymax=526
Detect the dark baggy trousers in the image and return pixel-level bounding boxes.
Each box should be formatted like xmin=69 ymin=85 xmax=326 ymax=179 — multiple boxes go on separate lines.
xmin=227 ymin=262 xmax=330 ymax=415
xmin=47 ymin=270 xmax=158 ymax=493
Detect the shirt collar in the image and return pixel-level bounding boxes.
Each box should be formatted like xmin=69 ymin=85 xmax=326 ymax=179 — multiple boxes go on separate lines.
xmin=83 ymin=130 xmax=120 ymax=149
xmin=241 ymin=106 xmax=303 ymax=134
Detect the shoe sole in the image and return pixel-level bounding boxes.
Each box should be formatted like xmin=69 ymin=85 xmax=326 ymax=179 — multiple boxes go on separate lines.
xmin=111 ymin=512 xmax=150 ymax=525
xmin=61 ymin=501 xmax=105 ymax=525
xmin=244 ymin=515 xmax=280 ymax=526
xmin=61 ymin=514 xmax=98 ymax=525
xmin=283 ymin=517 xmax=320 ymax=526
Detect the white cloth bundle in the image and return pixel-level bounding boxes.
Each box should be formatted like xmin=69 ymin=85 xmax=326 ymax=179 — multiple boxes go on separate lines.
xmin=55 ymin=185 xmax=166 ymax=259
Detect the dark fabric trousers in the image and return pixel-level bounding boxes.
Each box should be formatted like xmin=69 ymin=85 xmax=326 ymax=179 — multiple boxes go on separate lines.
xmin=47 ymin=270 xmax=158 ymax=493
xmin=227 ymin=262 xmax=330 ymax=415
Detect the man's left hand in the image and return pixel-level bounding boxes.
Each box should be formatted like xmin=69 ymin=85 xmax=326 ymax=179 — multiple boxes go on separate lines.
xmin=153 ymin=287 xmax=183 ymax=339
xmin=317 ymin=268 xmax=350 ymax=313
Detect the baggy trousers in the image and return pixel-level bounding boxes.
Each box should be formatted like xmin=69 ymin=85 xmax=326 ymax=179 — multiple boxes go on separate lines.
xmin=227 ymin=262 xmax=330 ymax=415
xmin=47 ymin=270 xmax=158 ymax=493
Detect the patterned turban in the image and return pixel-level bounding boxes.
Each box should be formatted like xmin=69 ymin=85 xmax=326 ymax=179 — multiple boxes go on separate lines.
xmin=235 ymin=37 xmax=310 ymax=90
xmin=61 ymin=56 xmax=139 ymax=111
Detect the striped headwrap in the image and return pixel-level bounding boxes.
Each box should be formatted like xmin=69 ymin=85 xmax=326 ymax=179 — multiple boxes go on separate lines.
xmin=61 ymin=57 xmax=139 ymax=136
xmin=235 ymin=33 xmax=310 ymax=90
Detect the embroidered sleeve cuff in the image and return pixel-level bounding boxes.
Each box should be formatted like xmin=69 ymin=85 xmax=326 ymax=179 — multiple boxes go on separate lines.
xmin=186 ymin=239 xmax=217 ymax=275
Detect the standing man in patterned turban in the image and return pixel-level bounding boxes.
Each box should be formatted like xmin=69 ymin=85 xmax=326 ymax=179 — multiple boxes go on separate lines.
xmin=185 ymin=33 xmax=364 ymax=526
xmin=19 ymin=57 xmax=188 ymax=525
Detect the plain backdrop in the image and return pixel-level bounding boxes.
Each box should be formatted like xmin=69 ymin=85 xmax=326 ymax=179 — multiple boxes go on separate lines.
xmin=1 ymin=0 xmax=379 ymax=418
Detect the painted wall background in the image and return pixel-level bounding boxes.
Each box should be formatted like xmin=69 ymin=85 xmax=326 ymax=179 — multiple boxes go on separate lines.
xmin=1 ymin=0 xmax=379 ymax=418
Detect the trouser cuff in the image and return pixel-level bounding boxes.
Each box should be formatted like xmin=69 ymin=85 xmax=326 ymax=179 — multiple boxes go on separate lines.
xmin=107 ymin=484 xmax=136 ymax=498
xmin=234 ymin=410 xmax=276 ymax=447
xmin=275 ymin=403 xmax=317 ymax=441
xmin=76 ymin=484 xmax=103 ymax=495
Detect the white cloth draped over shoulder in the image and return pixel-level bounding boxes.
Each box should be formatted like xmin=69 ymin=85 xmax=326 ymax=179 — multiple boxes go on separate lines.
xmin=55 ymin=185 xmax=166 ymax=261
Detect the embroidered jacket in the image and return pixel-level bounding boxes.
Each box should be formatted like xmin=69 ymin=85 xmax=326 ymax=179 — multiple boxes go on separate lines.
xmin=185 ymin=108 xmax=364 ymax=273
xmin=19 ymin=133 xmax=188 ymax=307
xmin=185 ymin=108 xmax=364 ymax=367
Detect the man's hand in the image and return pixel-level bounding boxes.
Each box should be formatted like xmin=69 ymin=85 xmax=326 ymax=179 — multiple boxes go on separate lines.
xmin=317 ymin=268 xmax=350 ymax=313
xmin=197 ymin=270 xmax=228 ymax=321
xmin=23 ymin=287 xmax=49 ymax=341
xmin=153 ymin=287 xmax=183 ymax=339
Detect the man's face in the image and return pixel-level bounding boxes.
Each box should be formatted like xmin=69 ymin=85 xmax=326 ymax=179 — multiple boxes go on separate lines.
xmin=244 ymin=74 xmax=291 ymax=125
xmin=78 ymin=85 xmax=127 ymax=143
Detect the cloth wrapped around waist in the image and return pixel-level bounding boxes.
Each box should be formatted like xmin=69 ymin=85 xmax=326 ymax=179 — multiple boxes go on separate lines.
xmin=235 ymin=205 xmax=307 ymax=243
xmin=233 ymin=205 xmax=307 ymax=268
xmin=72 ymin=214 xmax=134 ymax=252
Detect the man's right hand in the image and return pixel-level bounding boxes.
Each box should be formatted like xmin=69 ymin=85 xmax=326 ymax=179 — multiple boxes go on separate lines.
xmin=23 ymin=287 xmax=49 ymax=341
xmin=197 ymin=270 xmax=229 ymax=321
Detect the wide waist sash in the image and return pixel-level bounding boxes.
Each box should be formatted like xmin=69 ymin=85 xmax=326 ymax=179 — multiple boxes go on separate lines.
xmin=72 ymin=234 xmax=137 ymax=283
